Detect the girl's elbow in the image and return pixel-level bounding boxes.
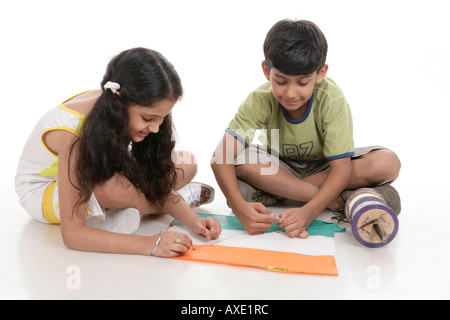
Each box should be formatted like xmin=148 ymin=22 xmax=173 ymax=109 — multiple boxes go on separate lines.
xmin=60 ymin=224 xmax=84 ymax=250
xmin=61 ymin=229 xmax=77 ymax=250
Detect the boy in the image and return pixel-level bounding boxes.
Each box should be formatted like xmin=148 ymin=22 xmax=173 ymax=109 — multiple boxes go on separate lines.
xmin=211 ymin=19 xmax=401 ymax=238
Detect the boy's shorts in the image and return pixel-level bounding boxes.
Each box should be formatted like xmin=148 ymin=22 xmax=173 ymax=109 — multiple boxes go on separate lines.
xmin=19 ymin=180 xmax=105 ymax=224
xmin=235 ymin=144 xmax=388 ymax=179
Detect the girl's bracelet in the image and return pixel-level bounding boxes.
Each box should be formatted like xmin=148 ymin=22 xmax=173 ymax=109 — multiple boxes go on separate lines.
xmin=151 ymin=231 xmax=163 ymax=256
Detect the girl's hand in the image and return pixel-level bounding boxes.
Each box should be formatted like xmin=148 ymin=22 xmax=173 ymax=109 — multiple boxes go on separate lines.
xmin=191 ymin=217 xmax=222 ymax=240
xmin=151 ymin=231 xmax=193 ymax=257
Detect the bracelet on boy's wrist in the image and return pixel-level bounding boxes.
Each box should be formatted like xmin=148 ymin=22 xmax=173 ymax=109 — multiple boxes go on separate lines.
xmin=151 ymin=231 xmax=164 ymax=256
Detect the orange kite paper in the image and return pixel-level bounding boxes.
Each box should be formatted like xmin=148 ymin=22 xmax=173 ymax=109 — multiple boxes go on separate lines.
xmin=171 ymin=213 xmax=345 ymax=276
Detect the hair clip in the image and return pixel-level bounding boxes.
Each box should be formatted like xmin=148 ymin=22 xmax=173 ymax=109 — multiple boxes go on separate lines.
xmin=103 ymin=81 xmax=121 ymax=94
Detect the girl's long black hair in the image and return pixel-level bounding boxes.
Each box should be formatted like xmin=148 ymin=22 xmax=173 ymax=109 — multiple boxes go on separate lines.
xmin=71 ymin=47 xmax=183 ymax=211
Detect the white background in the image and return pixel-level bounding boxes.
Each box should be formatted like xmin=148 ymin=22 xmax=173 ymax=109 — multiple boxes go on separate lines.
xmin=1 ymin=0 xmax=449 ymax=299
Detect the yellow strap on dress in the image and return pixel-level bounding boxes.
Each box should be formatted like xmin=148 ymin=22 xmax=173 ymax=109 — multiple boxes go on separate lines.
xmin=42 ymin=181 xmax=60 ymax=224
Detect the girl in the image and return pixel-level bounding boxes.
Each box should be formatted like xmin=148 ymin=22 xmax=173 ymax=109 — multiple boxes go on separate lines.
xmin=15 ymin=47 xmax=221 ymax=257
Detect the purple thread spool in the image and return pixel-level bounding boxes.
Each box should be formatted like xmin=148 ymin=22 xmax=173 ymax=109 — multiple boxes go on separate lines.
xmin=344 ymin=188 xmax=399 ymax=248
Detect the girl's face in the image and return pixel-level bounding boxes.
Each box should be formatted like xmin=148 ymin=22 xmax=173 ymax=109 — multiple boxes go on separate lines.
xmin=126 ymin=99 xmax=175 ymax=142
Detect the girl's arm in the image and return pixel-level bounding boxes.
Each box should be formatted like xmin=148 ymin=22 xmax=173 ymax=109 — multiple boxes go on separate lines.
xmin=55 ymin=131 xmax=190 ymax=257
xmin=159 ymin=192 xmax=221 ymax=240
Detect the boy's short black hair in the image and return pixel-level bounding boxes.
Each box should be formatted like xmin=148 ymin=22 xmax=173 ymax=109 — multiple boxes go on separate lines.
xmin=263 ymin=19 xmax=328 ymax=75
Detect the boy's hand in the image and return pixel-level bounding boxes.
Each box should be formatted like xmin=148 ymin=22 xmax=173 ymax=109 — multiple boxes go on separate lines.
xmin=233 ymin=202 xmax=280 ymax=235
xmin=278 ymin=207 xmax=313 ymax=239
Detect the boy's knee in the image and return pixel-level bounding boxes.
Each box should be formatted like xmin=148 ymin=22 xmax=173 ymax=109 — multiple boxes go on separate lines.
xmin=235 ymin=164 xmax=250 ymax=180
xmin=381 ymin=150 xmax=401 ymax=177
xmin=372 ymin=149 xmax=401 ymax=183
xmin=235 ymin=162 xmax=278 ymax=180
xmin=235 ymin=163 xmax=263 ymax=180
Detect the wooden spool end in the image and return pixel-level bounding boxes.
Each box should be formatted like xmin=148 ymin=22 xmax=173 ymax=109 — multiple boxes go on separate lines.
xmin=353 ymin=206 xmax=398 ymax=247
xmin=345 ymin=188 xmax=399 ymax=248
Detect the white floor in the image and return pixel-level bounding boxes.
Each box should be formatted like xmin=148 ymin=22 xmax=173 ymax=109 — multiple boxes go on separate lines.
xmin=1 ymin=161 xmax=449 ymax=300
xmin=1 ymin=0 xmax=450 ymax=301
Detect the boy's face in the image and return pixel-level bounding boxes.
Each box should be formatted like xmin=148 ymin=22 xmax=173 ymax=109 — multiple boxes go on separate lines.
xmin=262 ymin=62 xmax=328 ymax=118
